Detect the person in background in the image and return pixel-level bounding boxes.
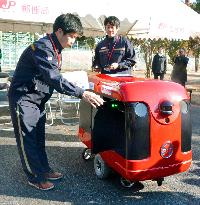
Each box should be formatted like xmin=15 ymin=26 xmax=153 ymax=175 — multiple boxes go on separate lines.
xmin=171 ymin=48 xmax=189 ymax=87
xmin=92 ymin=16 xmax=136 ymax=74
xmin=151 ymin=47 xmax=167 ymax=80
xmin=8 ymin=13 xmax=104 ymax=191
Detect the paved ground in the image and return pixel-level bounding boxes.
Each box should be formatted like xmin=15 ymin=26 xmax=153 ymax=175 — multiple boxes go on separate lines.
xmin=0 ymin=105 xmax=200 ymax=205
xmin=0 ymin=71 xmax=199 ymax=205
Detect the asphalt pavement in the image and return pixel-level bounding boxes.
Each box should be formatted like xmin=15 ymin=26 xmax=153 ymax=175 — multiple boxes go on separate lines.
xmin=0 ymin=71 xmax=200 ymax=205
xmin=0 ymin=108 xmax=199 ymax=204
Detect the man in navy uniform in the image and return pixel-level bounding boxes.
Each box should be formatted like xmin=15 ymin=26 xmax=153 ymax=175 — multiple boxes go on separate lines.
xmin=92 ymin=16 xmax=136 ymax=74
xmin=8 ymin=13 xmax=104 ymax=191
xmin=151 ymin=47 xmax=167 ymax=80
xmin=171 ymin=48 xmax=189 ymax=87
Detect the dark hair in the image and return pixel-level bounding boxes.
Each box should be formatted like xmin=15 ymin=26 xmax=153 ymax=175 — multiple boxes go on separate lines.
xmin=179 ymin=48 xmax=185 ymax=53
xmin=104 ymin=16 xmax=120 ymax=28
xmin=53 ymin=13 xmax=83 ymax=35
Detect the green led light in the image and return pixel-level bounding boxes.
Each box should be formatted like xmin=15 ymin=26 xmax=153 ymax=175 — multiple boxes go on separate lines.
xmin=111 ymin=103 xmax=118 ymax=108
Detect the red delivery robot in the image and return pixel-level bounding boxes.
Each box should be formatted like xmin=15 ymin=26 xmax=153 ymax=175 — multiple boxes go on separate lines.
xmin=78 ymin=74 xmax=192 ymax=187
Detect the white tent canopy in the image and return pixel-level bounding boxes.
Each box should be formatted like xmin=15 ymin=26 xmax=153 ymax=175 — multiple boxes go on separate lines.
xmin=0 ymin=0 xmax=200 ymax=39
xmin=130 ymin=0 xmax=200 ymax=39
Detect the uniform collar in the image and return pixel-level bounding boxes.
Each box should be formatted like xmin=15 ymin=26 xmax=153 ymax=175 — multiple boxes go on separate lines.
xmin=157 ymin=53 xmax=164 ymax=57
xmin=50 ymin=33 xmax=63 ymax=54
xmin=106 ymin=35 xmax=119 ymax=42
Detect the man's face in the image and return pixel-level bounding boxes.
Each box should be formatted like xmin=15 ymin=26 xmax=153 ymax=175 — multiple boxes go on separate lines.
xmin=105 ymin=23 xmax=119 ymax=37
xmin=158 ymin=47 xmax=164 ymax=55
xmin=56 ymin=29 xmax=78 ymax=48
xmin=179 ymin=49 xmax=185 ymax=56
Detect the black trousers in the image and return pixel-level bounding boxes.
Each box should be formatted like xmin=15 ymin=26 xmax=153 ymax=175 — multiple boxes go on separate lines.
xmin=9 ymin=99 xmax=51 ymax=183
xmin=153 ymin=73 xmax=165 ymax=80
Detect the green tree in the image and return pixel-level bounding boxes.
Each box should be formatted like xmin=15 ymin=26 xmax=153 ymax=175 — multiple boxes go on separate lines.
xmin=130 ymin=38 xmax=170 ymax=78
xmin=188 ymin=36 xmax=200 ymax=71
xmin=166 ymin=39 xmax=188 ymax=64
xmin=75 ymin=36 xmax=95 ymax=50
xmin=86 ymin=37 xmax=96 ymax=50
xmin=191 ymin=0 xmax=200 ymax=13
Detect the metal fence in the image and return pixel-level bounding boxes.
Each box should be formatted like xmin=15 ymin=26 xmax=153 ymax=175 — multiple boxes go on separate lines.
xmin=0 ymin=31 xmax=35 ymax=71
xmin=0 ymin=31 xmax=93 ymax=72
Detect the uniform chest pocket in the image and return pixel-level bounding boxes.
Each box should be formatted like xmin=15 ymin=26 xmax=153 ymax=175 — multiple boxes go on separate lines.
xmin=99 ymin=51 xmax=108 ymax=57
xmin=99 ymin=50 xmax=109 ymax=65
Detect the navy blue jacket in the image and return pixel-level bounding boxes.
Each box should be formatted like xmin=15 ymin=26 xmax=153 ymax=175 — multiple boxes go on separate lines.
xmin=8 ymin=33 xmax=83 ymax=106
xmin=171 ymin=55 xmax=189 ymax=83
xmin=152 ymin=53 xmax=167 ymax=74
xmin=93 ymin=35 xmax=136 ymax=74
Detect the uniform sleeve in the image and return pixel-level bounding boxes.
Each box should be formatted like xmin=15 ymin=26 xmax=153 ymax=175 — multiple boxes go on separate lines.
xmin=118 ymin=38 xmax=136 ymax=70
xmin=164 ymin=57 xmax=167 ymax=72
xmin=173 ymin=56 xmax=177 ymax=64
xmin=152 ymin=55 xmax=156 ymax=72
xmin=33 ymin=42 xmax=84 ymax=98
xmin=184 ymin=57 xmax=189 ymax=65
xmin=92 ymin=44 xmax=101 ymax=69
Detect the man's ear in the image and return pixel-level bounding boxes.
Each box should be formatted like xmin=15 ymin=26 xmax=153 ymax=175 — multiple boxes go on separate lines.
xmin=58 ymin=28 xmax=63 ymax=35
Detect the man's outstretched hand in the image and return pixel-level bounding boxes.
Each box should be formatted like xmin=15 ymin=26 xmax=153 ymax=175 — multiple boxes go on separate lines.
xmin=82 ymin=91 xmax=104 ymax=108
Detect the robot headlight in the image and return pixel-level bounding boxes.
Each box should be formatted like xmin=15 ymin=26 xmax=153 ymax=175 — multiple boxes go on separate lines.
xmin=135 ymin=103 xmax=148 ymax=117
